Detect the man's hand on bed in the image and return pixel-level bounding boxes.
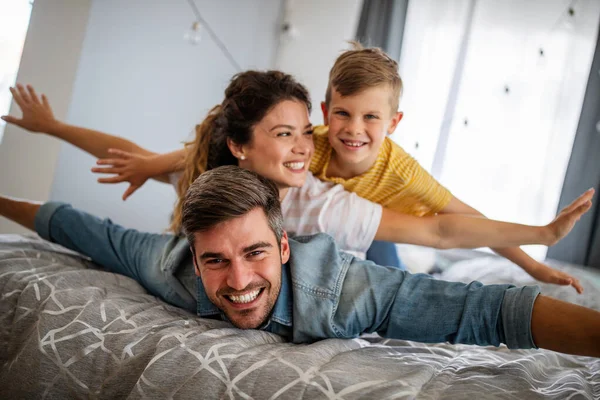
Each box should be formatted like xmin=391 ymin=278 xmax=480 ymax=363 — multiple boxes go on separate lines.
xmin=92 ymin=149 xmax=154 ymax=200
xmin=1 ymin=84 xmax=59 ymax=134
xmin=545 ymin=188 xmax=594 ymax=246
xmin=526 ymin=262 xmax=583 ymax=294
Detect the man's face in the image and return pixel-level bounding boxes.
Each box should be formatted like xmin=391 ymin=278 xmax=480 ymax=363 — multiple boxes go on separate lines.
xmin=192 ymin=208 xmax=290 ymax=329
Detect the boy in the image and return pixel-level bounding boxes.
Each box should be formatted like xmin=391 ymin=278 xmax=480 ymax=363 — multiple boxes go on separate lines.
xmin=309 ymin=43 xmax=582 ymax=292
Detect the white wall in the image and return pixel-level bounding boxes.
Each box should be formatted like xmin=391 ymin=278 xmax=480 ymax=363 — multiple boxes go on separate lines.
xmin=0 ymin=0 xmax=91 ymax=234
xmin=274 ymin=0 xmax=363 ymax=124
xmin=47 ymin=0 xmax=282 ymax=233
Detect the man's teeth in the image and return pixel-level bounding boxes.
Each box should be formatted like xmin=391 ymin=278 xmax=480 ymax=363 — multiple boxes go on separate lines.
xmin=342 ymin=140 xmax=366 ymax=147
xmin=284 ymin=162 xmax=305 ymax=169
xmin=227 ymin=289 xmax=261 ymax=304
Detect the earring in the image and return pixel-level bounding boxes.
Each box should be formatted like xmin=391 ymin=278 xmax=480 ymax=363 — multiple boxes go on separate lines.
xmin=240 ymin=155 xmax=246 ymax=160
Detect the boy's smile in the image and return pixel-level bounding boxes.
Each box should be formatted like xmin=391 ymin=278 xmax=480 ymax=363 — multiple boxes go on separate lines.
xmin=325 ymin=86 xmax=403 ymax=178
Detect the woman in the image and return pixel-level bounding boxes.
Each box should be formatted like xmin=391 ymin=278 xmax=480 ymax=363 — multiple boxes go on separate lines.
xmin=1 ymin=75 xmax=589 ymax=290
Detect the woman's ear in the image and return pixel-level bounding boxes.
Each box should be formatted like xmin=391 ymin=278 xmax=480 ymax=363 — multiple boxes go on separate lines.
xmin=227 ymin=138 xmax=246 ymax=160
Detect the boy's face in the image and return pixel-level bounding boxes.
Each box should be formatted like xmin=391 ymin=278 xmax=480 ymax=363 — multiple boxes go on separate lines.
xmin=324 ymin=86 xmax=403 ymax=167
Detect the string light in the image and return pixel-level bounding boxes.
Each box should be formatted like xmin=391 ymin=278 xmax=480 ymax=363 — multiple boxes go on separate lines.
xmin=184 ymin=0 xmax=241 ymax=71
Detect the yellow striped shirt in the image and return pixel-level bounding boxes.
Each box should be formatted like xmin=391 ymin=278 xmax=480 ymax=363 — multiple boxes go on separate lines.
xmin=310 ymin=125 xmax=452 ymax=216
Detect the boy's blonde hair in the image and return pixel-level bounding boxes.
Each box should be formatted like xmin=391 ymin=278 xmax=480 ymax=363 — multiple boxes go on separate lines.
xmin=325 ymin=42 xmax=403 ymax=114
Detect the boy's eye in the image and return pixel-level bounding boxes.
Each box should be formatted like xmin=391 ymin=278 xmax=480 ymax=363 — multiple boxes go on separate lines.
xmin=335 ymin=111 xmax=349 ymax=117
xmin=365 ymin=114 xmax=379 ymax=120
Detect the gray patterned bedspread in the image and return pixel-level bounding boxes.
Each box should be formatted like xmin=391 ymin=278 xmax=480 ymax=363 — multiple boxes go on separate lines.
xmin=1 ymin=234 xmax=599 ymax=399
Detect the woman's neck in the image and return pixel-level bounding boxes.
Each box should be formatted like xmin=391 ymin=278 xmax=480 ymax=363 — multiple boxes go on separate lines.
xmin=278 ymin=187 xmax=289 ymax=201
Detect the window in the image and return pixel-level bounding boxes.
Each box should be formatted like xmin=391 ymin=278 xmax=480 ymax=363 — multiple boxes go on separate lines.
xmin=397 ymin=0 xmax=600 ymax=259
xmin=0 ymin=0 xmax=33 ymax=143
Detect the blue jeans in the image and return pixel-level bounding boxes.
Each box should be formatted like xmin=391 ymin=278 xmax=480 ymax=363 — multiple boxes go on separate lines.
xmin=366 ymin=240 xmax=406 ymax=270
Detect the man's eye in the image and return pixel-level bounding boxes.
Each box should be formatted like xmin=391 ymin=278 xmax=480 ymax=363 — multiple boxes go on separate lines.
xmin=206 ymin=259 xmax=223 ymax=264
xmin=249 ymin=251 xmax=263 ymax=257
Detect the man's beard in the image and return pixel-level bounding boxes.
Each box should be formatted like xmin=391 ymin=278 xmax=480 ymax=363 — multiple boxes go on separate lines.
xmin=217 ymin=277 xmax=281 ymax=329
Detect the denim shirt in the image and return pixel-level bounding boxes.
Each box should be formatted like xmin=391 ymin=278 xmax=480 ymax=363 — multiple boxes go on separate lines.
xmin=36 ymin=202 xmax=540 ymax=348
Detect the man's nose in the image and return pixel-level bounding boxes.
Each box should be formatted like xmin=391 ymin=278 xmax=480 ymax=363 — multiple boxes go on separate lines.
xmin=226 ymin=261 xmax=252 ymax=291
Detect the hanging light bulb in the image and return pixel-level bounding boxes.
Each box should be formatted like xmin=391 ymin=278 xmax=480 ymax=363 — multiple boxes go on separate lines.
xmin=184 ymin=21 xmax=203 ymax=45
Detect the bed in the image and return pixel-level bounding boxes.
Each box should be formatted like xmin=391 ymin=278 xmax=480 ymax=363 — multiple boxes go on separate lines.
xmin=1 ymin=234 xmax=599 ymax=399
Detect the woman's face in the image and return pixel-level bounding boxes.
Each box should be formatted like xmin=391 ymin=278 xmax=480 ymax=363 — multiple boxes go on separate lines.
xmin=233 ymin=99 xmax=314 ymax=191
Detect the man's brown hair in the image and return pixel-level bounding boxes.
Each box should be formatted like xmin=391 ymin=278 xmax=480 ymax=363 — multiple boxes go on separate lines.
xmin=181 ymin=165 xmax=284 ymax=246
xmin=325 ymin=42 xmax=403 ymax=114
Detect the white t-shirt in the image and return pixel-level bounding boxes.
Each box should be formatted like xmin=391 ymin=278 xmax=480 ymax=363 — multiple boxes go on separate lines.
xmin=170 ymin=171 xmax=382 ymax=259
xmin=281 ymin=173 xmax=382 ymax=259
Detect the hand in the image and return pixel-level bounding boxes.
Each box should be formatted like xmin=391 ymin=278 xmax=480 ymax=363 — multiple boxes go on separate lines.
xmin=0 ymin=84 xmax=59 ymax=133
xmin=91 ymin=149 xmax=154 ymax=200
xmin=526 ymin=262 xmax=584 ymax=294
xmin=546 ymin=188 xmax=594 ymax=246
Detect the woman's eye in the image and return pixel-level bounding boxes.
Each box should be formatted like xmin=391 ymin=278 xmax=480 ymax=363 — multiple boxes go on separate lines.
xmin=304 ymin=130 xmax=314 ymax=135
xmin=277 ymin=132 xmax=291 ymax=137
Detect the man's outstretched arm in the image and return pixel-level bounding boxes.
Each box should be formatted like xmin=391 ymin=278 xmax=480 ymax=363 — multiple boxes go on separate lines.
xmin=0 ymin=195 xmax=196 ymax=311
xmin=531 ymin=295 xmax=600 ymax=357
xmin=0 ymin=195 xmax=41 ymax=231
xmin=334 ymin=260 xmax=600 ymax=358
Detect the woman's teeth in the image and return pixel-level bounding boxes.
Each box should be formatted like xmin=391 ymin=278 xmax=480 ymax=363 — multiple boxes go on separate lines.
xmin=284 ymin=162 xmax=305 ymax=170
xmin=227 ymin=289 xmax=261 ymax=304
xmin=342 ymin=140 xmax=366 ymax=147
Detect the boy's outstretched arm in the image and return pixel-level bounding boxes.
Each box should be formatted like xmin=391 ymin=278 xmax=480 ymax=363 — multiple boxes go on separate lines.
xmin=440 ymin=196 xmax=585 ymax=294
xmin=1 ymin=84 xmax=159 ymax=169
xmin=375 ymin=189 xmax=594 ymax=260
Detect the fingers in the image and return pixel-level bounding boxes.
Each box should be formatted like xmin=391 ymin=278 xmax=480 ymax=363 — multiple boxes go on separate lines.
xmin=96 ymin=158 xmax=128 ymax=167
xmin=553 ymin=272 xmax=584 ymax=294
xmin=572 ymin=279 xmax=584 ymax=294
xmin=573 ymin=201 xmax=593 ymax=219
xmin=0 ymin=115 xmax=20 ymax=125
xmin=97 ymin=175 xmax=126 ymax=184
xmin=41 ymin=94 xmax=51 ymax=110
xmin=16 ymin=84 xmax=32 ymax=105
xmin=91 ymin=166 xmax=122 ymax=174
xmin=26 ymin=85 xmax=41 ymax=104
xmin=122 ymin=185 xmax=139 ymax=201
xmin=563 ymin=188 xmax=595 ymax=214
xmin=9 ymin=86 xmax=25 ymax=108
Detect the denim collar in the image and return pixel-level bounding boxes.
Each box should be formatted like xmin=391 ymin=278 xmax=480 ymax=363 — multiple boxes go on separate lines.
xmin=195 ymin=263 xmax=293 ymax=327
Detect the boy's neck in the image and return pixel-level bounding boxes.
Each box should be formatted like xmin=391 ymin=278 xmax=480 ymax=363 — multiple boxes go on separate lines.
xmin=327 ymin=151 xmax=377 ymax=179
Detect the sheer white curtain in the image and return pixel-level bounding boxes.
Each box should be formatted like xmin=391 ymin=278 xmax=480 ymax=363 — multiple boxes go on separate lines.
xmin=397 ymin=0 xmax=600 ymax=259
xmin=0 ymin=0 xmax=33 ymax=143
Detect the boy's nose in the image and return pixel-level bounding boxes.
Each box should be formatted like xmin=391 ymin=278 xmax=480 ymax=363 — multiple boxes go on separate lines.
xmin=345 ymin=118 xmax=364 ymax=136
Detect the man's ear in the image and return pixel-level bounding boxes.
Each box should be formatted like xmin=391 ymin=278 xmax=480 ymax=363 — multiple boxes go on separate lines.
xmin=226 ymin=137 xmax=246 ymax=160
xmin=320 ymin=102 xmax=329 ymax=125
xmin=387 ymin=111 xmax=404 ymax=135
xmin=190 ymin=246 xmax=201 ymax=276
xmin=280 ymin=231 xmax=290 ymax=264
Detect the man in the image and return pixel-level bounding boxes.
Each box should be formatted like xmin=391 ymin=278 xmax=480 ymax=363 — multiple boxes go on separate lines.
xmin=1 ymin=166 xmax=599 ymax=356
